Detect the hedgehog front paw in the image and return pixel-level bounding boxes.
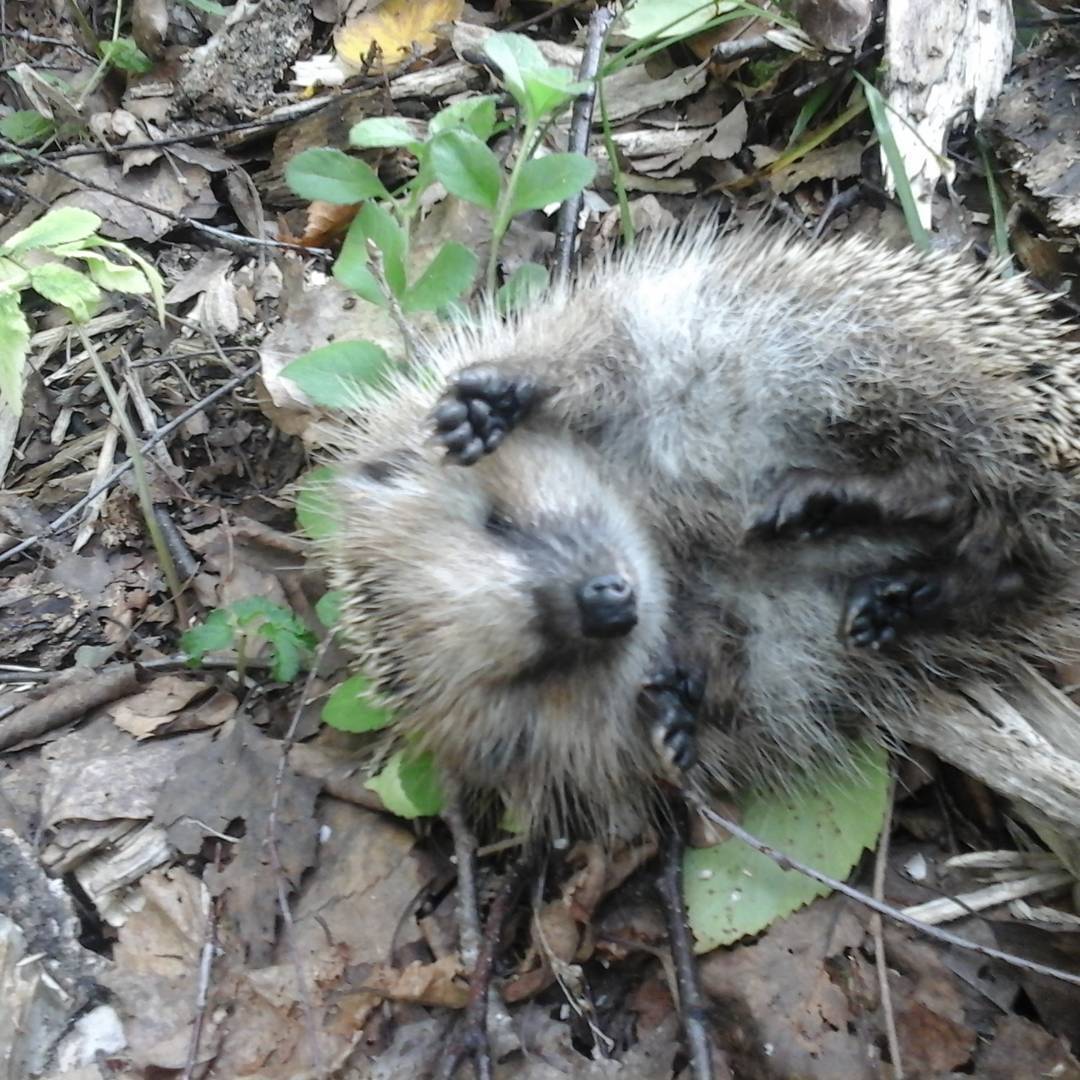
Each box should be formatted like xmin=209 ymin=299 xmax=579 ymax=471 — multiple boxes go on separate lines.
xmin=748 ymin=470 xmax=884 ymax=541
xmin=842 ymin=571 xmax=943 ymax=649
xmin=432 ymin=366 xmax=544 ymax=466
xmin=642 ymin=666 xmax=705 ymax=773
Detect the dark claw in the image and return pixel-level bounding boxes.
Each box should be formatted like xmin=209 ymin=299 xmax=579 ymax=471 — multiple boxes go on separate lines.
xmin=441 ymin=421 xmax=475 ymax=452
xmin=457 ymin=438 xmax=485 ymax=466
xmin=433 ymin=399 xmax=468 ymax=430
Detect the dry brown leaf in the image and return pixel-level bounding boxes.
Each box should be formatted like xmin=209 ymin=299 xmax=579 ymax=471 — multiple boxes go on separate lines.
xmin=336 ymin=0 xmax=463 ymax=72
xmin=358 ymin=955 xmax=469 ymax=1008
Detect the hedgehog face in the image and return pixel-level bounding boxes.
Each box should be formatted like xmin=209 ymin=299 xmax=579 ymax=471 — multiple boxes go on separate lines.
xmin=328 ymin=431 xmax=671 ymax=721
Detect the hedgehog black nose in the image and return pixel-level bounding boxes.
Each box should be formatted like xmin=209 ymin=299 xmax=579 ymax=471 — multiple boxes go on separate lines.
xmin=577 ymin=574 xmax=637 ymax=638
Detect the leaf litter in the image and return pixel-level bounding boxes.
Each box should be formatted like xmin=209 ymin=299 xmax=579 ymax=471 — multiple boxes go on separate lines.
xmin=2 ymin=0 xmax=1080 ymax=1077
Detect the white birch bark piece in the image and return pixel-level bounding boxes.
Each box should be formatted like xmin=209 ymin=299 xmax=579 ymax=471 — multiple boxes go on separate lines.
xmin=882 ymin=0 xmax=1014 ymax=228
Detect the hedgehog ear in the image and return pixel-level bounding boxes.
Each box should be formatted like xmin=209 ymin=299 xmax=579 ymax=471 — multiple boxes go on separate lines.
xmin=356 ymin=449 xmax=420 ymax=486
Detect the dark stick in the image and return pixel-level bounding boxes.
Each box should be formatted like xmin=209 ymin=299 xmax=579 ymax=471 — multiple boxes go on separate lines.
xmin=552 ymin=5 xmax=616 ymax=288
xmin=436 ymin=851 xmax=532 ymax=1080
xmin=657 ymin=802 xmax=714 ymax=1080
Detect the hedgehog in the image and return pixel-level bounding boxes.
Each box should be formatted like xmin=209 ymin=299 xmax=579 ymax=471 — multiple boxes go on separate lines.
xmin=317 ymin=220 xmax=1080 ymax=838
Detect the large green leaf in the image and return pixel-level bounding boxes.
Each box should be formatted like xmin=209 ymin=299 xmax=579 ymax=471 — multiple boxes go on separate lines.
xmin=30 ymin=263 xmax=101 ymax=322
xmin=323 ymin=674 xmax=394 ymax=733
xmin=285 ymin=148 xmax=388 ymax=205
xmin=428 ymin=131 xmax=501 ymax=212
xmin=684 ymin=741 xmax=889 ymax=952
xmin=620 ymin=0 xmax=738 ymax=41
xmin=509 ymin=153 xmax=596 ymax=216
xmin=401 ymin=243 xmax=477 ymax=313
xmin=2 ymin=207 xmax=101 ymax=254
xmin=282 ymin=340 xmax=392 ymax=408
xmin=349 ymin=116 xmax=423 ymax=151
xmin=295 ymin=466 xmax=342 ymax=540
xmin=366 ymin=749 xmax=444 ymax=818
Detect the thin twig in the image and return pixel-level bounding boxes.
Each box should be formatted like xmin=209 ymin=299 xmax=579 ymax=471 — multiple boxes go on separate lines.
xmin=0 ymin=138 xmax=329 ymax=256
xmin=0 ymin=362 xmax=259 ymax=565
xmin=871 ymin=773 xmax=903 ymax=1079
xmin=552 ymin=5 xmax=615 ymax=288
xmin=265 ymin=638 xmax=333 ymax=1078
xmin=437 ymin=852 xmax=533 ymax=1080
xmin=688 ymin=792 xmax=1080 ymax=989
xmin=657 ymin=803 xmax=713 ymax=1080
xmin=181 ymin=890 xmax=219 ymax=1080
xmin=366 ymin=238 xmax=418 ymax=362
xmin=444 ymin=778 xmax=482 ymax=971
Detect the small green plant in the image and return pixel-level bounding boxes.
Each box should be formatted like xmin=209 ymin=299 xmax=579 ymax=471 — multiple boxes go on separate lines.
xmin=182 ymin=597 xmax=317 ymax=684
xmin=282 ymin=29 xmax=598 ymax=404
xmin=0 ymin=205 xmax=164 ymax=420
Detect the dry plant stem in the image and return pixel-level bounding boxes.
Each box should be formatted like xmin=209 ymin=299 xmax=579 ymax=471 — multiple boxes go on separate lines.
xmin=366 ymin=238 xmax=418 ymax=362
xmin=444 ymin=778 xmax=483 ymax=969
xmin=657 ymin=803 xmax=714 ymax=1080
xmin=688 ymin=792 xmax=1080 ymax=989
xmin=872 ymin=773 xmax=903 ymax=1080
xmin=552 ymin=4 xmax=615 ymax=287
xmin=81 ymin=326 xmax=191 ymax=627
xmin=181 ymin=893 xmax=219 ymax=1080
xmin=0 ymin=362 xmax=260 ymax=565
xmin=437 ymin=853 xmax=532 ymax=1080
xmin=265 ymin=638 xmax=334 ymax=1078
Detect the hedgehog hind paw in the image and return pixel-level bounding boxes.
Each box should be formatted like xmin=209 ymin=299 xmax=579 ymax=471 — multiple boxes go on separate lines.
xmin=643 ymin=666 xmax=705 ymax=774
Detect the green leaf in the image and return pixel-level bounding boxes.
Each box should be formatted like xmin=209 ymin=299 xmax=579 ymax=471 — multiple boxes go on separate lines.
xmin=481 ymin=32 xmax=548 ymax=105
xmin=315 ymin=590 xmax=344 ymax=629
xmin=482 ymin=33 xmax=584 ymax=122
xmin=349 ymin=116 xmax=422 ymax=151
xmin=366 ymin=749 xmax=444 ymax=818
xmin=322 ymin=674 xmax=395 ymax=732
xmin=282 ymin=340 xmax=393 ymax=408
xmin=684 ymin=742 xmax=889 ymax=953
xmin=401 ymin=242 xmax=477 ymax=313
xmin=260 ymin=625 xmax=304 ymax=682
xmin=285 ymin=148 xmax=389 ymax=205
xmin=0 ymin=111 xmax=55 ymax=146
xmin=53 ymin=247 xmax=151 ymax=294
xmin=428 ymin=131 xmax=501 ymax=212
xmin=429 ymin=96 xmax=498 ymax=140
xmin=2 ymin=207 xmax=101 ymax=255
xmin=99 ymin=38 xmax=153 ymax=73
xmin=89 ymin=238 xmax=166 ymax=324
xmin=181 ymin=609 xmax=236 ymax=660
xmin=496 ymin=262 xmax=548 ymax=314
xmin=620 ymin=0 xmax=738 ymax=41
xmin=0 ymin=290 xmax=30 ymax=418
xmin=509 ymin=153 xmax=596 ymax=216
xmin=0 ymin=258 xmax=29 ymax=291
xmin=230 ymin=596 xmax=290 ymax=625
xmin=29 ymin=263 xmax=101 ymax=322
xmin=295 ymin=465 xmax=341 ymax=540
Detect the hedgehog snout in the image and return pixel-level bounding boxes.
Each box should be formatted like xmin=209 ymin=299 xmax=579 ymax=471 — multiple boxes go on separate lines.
xmin=576 ymin=573 xmax=638 ymax=638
